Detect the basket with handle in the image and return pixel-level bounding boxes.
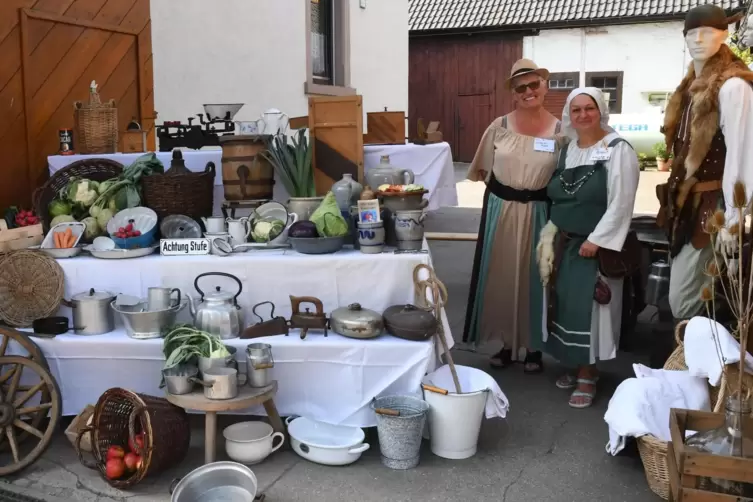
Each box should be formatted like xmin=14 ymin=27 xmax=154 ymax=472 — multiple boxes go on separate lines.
xmin=635 ymin=320 xmax=753 ymax=500
xmin=141 ymin=150 xmax=215 ymax=221
xmin=75 ymin=388 xmax=190 ymax=489
xmin=73 ymin=81 xmax=118 ymax=154
xmin=33 ymin=158 xmax=123 ymax=232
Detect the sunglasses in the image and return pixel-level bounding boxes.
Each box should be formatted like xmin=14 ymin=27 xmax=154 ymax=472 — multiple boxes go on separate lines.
xmin=513 ymin=80 xmax=541 ymax=94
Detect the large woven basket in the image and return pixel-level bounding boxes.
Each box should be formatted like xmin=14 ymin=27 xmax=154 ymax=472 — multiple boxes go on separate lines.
xmin=74 ymin=85 xmax=118 ymax=154
xmin=636 ymin=320 xmax=753 ymax=500
xmin=75 ymin=388 xmax=190 ymax=489
xmin=141 ymin=150 xmax=215 ymax=221
xmin=33 ymin=158 xmax=123 ymax=232
xmin=0 ymin=250 xmax=65 ymax=327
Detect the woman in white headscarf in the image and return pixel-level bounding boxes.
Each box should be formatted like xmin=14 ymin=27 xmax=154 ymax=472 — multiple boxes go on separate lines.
xmin=533 ymin=87 xmax=640 ymax=409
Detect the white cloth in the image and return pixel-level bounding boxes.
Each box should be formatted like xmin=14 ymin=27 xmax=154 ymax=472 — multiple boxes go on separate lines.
xmin=604 ymin=363 xmax=710 ymax=455
xmin=363 ymin=142 xmax=458 ymax=211
xmin=718 ymin=77 xmax=753 ymax=227
xmin=17 ymin=329 xmax=434 ymax=427
xmin=541 ymin=130 xmax=640 ymax=363
xmin=560 ymin=87 xmax=618 ymax=141
xmin=422 ymin=364 xmax=509 ymax=419
xmin=683 ymin=316 xmax=753 ymax=387
xmin=48 ymin=150 xmax=224 ymax=185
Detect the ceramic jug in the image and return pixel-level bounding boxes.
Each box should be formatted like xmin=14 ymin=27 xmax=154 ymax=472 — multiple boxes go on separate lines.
xmin=226 ymin=217 xmax=251 ymax=246
xmin=331 ymin=174 xmax=363 ymax=211
xmin=393 ymin=210 xmax=426 ymax=251
xmin=365 ymin=155 xmax=415 ymax=190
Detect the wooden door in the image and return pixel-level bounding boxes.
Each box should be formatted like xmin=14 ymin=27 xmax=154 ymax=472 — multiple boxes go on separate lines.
xmin=0 ymin=0 xmax=154 ymax=209
xmin=455 ymin=94 xmax=492 ymax=163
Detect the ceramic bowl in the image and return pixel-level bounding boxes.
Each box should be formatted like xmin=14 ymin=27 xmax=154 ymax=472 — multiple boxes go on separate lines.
xmin=223 ymin=422 xmax=285 ymax=465
xmin=106 ymin=207 xmax=158 ymax=236
xmin=288 ymin=236 xmax=345 ymax=254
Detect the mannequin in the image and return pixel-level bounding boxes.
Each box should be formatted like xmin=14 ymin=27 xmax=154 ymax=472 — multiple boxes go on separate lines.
xmin=658 ymin=4 xmax=753 ymax=321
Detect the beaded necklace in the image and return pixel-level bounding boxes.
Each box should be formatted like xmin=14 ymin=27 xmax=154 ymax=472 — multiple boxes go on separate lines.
xmin=558 ymin=139 xmax=607 ymax=195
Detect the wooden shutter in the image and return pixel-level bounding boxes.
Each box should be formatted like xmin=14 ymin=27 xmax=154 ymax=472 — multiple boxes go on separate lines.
xmin=308 ymin=95 xmax=364 ymax=195
xmin=544 ymin=90 xmax=570 ymax=120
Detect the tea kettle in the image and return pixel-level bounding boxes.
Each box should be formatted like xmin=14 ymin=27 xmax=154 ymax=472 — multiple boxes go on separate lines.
xmin=257 ymin=108 xmax=289 ymax=135
xmin=188 ymin=272 xmax=243 ymax=339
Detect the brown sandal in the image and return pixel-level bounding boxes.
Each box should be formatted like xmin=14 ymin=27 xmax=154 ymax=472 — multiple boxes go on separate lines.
xmin=490 ymin=348 xmax=512 ymax=369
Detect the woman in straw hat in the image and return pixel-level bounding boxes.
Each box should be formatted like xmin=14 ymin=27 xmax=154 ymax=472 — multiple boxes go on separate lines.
xmin=464 ymin=59 xmax=565 ymax=373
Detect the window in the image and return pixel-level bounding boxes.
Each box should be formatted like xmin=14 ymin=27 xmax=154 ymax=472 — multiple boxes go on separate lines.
xmin=586 ymin=71 xmax=624 ymax=114
xmin=548 ymin=72 xmax=579 ymax=90
xmin=306 ymin=0 xmax=355 ymax=96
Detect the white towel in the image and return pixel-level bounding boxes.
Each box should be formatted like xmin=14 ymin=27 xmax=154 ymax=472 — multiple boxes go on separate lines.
xmin=683 ymin=316 xmax=753 ymax=387
xmin=603 ymin=364 xmax=710 ymax=455
xmin=422 ymin=364 xmax=509 ymax=419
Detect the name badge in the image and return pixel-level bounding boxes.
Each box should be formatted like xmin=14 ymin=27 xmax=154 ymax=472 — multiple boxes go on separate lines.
xmin=590 ymin=148 xmax=612 ymax=162
xmin=533 ymin=138 xmax=555 ymax=153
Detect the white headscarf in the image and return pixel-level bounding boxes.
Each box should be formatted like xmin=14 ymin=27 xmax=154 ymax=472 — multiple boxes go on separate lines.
xmin=561 ymin=87 xmax=616 ymax=140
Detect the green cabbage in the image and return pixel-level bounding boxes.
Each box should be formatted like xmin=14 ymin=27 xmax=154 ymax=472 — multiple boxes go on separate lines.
xmin=80 ymin=217 xmax=100 ymax=241
xmin=48 ymin=199 xmax=71 ymax=217
xmin=50 ymin=215 xmax=76 ymax=227
xmin=251 ymin=218 xmax=285 ymax=243
xmin=96 ymin=208 xmax=115 ymax=231
xmin=309 ymin=192 xmax=348 ymax=237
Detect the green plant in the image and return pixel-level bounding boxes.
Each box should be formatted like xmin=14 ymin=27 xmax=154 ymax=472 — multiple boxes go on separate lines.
xmin=638 ymin=152 xmax=648 ymax=171
xmin=652 ymin=142 xmax=669 ymax=160
xmin=261 ymin=129 xmax=315 ymax=198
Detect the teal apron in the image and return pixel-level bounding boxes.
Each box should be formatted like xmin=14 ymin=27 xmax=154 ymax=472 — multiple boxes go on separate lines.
xmin=536 ymin=137 xmax=627 ymax=367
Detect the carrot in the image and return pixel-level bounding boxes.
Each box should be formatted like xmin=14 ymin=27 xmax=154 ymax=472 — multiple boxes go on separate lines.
xmin=54 ymin=232 xmax=62 ymax=249
xmin=67 ymin=233 xmax=76 ymax=248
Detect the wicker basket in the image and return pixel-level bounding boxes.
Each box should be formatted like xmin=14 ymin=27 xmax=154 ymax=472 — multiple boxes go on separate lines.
xmin=636 ymin=320 xmax=753 ymax=500
xmin=33 ymin=159 xmax=123 ymax=232
xmin=75 ymin=388 xmax=190 ymax=489
xmin=0 ymin=250 xmax=65 ymax=328
xmin=74 ymin=84 xmax=118 ymax=154
xmin=141 ymin=150 xmax=215 ymax=221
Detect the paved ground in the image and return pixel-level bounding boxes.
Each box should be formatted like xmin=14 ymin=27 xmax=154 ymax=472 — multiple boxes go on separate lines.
xmin=0 ymin=166 xmax=668 ymax=501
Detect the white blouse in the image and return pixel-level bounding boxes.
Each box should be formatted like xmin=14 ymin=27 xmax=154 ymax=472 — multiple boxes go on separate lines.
xmin=719 ymin=77 xmax=753 ymax=227
xmin=563 ymin=132 xmax=640 ymax=252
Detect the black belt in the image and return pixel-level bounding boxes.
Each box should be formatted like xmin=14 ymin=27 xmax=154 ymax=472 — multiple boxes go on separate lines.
xmin=488 ymin=175 xmax=548 ymax=203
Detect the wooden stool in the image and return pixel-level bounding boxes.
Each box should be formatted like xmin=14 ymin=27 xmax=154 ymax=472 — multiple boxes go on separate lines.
xmin=165 ymin=381 xmax=283 ymax=464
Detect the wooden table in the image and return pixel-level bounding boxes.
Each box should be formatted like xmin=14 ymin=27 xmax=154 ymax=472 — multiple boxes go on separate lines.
xmin=165 ymin=381 xmax=283 ymax=464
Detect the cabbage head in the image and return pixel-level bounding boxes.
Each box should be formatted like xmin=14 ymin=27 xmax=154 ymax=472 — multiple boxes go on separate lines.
xmin=309 ymin=192 xmax=348 ymax=237
xmin=48 ymin=199 xmax=71 ymax=217
xmin=96 ymin=208 xmax=115 ymax=231
xmin=251 ymin=218 xmax=285 ymax=243
xmin=80 ymin=217 xmax=100 ymax=241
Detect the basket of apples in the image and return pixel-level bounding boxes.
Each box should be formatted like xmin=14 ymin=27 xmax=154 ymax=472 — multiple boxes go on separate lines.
xmin=75 ymin=388 xmax=190 ymax=489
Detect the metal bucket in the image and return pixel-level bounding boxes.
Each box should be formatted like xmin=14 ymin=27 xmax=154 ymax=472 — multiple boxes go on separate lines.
xmin=371 ymin=395 xmax=429 ymax=470
xmin=245 ymin=343 xmax=274 ymax=388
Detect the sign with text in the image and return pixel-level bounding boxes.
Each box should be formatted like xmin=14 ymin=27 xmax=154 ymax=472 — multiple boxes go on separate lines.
xmin=160 ymin=238 xmax=211 ymax=256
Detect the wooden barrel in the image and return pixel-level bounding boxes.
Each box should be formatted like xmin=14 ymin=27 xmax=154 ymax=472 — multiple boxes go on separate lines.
xmin=218 ymin=134 xmax=275 ymax=201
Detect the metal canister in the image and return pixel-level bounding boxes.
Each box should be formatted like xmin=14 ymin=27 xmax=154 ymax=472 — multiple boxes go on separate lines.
xmin=645 ymin=260 xmax=671 ymax=306
xmin=245 ymin=343 xmax=274 ymax=388
xmin=59 ymin=129 xmax=74 ymax=155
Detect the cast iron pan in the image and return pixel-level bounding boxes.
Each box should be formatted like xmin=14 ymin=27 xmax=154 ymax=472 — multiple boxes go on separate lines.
xmin=32 ymin=316 xmax=83 ymax=337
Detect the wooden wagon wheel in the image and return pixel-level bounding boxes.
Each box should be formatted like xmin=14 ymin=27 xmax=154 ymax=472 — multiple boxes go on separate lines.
xmin=0 ymin=356 xmax=60 ymax=476
xmin=0 ymin=327 xmax=51 ymax=448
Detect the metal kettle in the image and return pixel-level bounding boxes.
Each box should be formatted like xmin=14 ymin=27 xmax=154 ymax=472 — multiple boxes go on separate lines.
xmin=188 ymin=272 xmax=243 ymax=339
xmin=645 ymin=260 xmax=671 ymax=307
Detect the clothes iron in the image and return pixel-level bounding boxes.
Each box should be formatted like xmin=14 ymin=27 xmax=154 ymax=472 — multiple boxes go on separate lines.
xmin=288 ymin=295 xmax=328 ymax=339
xmin=241 ymin=301 xmax=289 ymax=339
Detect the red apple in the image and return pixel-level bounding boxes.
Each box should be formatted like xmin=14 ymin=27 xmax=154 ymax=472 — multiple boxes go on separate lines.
xmin=105 ymin=458 xmax=125 ymax=480
xmin=123 ymin=452 xmax=140 ymax=472
xmin=129 ymin=433 xmax=145 ymax=453
xmin=106 ymin=445 xmax=125 ymax=461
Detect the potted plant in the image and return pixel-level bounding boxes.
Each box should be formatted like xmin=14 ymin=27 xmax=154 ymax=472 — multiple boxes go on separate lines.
xmin=262 ymin=129 xmax=323 ymax=220
xmin=653 ymin=142 xmax=671 ymax=172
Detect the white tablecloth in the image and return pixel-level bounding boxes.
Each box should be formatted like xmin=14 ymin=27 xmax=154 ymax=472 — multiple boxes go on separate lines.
xmin=364 ymin=142 xmax=458 ymax=211
xmin=32 ymin=247 xmax=452 ymax=426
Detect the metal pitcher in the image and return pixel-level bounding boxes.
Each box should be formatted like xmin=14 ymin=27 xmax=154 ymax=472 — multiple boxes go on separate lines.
xmin=246 ymin=343 xmax=274 ymax=388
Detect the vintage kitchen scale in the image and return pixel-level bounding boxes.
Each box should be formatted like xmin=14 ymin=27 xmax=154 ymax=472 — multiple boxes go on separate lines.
xmin=242 ymin=296 xmax=328 ymax=340
xmin=156 ymin=103 xmax=243 ymax=151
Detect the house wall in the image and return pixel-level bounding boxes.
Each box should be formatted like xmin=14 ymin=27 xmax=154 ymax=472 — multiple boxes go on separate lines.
xmin=523 ymin=22 xmax=693 ymax=115
xmin=150 ymin=0 xmax=408 ymax=130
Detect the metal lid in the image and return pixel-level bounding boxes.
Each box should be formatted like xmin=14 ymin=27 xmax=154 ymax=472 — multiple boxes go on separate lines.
xmin=72 ymin=288 xmax=115 ymax=301
xmin=205 ymin=286 xmax=234 ymax=302
xmin=331 ymin=303 xmax=382 ymax=324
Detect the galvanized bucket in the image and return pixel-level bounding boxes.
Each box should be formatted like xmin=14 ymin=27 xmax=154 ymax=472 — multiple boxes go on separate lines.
xmin=371 ymin=395 xmax=429 ymax=470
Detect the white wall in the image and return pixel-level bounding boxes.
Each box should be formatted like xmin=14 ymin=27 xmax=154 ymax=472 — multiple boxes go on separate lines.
xmin=150 ymin=0 xmax=408 ymax=130
xmin=523 ymin=22 xmax=691 ymax=114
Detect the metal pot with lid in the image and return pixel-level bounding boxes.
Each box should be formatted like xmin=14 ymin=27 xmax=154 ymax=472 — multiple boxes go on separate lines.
xmin=62 ymin=288 xmax=116 ymax=336
xmin=329 ymin=303 xmax=384 ymax=339
xmin=382 ymin=304 xmax=438 ymax=341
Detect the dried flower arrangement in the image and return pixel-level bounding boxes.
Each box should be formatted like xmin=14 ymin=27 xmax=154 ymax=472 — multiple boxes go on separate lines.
xmin=701 ymin=180 xmax=752 ymax=402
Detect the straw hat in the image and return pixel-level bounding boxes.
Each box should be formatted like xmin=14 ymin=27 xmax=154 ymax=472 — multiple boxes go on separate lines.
xmin=505 ymin=59 xmax=550 ymax=89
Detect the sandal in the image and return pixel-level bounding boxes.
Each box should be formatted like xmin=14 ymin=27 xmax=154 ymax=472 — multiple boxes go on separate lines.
xmin=569 ymin=378 xmax=598 ymax=409
xmin=556 ymin=374 xmax=577 ymax=389
xmin=523 ymin=351 xmax=543 ymax=374
xmin=490 ymin=348 xmax=512 ymax=369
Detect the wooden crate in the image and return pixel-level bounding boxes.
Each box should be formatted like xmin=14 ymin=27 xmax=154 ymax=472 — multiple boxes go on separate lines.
xmin=364 ymin=111 xmax=406 ymax=145
xmin=308 ymin=95 xmax=364 ymax=195
xmin=668 ymin=408 xmax=753 ymax=501
xmin=0 ymin=224 xmax=43 ymax=252
xmin=121 ymin=130 xmax=147 ymax=153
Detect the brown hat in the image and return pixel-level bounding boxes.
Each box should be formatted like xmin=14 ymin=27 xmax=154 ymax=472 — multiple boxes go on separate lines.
xmin=683 ymin=5 xmax=743 ymax=36
xmin=505 ymin=59 xmax=550 ymax=89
